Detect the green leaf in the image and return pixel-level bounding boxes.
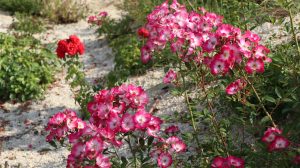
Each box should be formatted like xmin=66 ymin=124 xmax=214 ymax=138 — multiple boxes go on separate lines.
xmin=121 ymin=156 xmax=128 ymax=167
xmin=275 ymin=87 xmax=282 ymax=98
xmin=260 ymin=116 xmax=271 ymax=125
xmin=147 ymin=136 xmax=154 ymax=146
xmin=263 ymin=96 xmax=276 ymax=103
xmin=48 ymin=140 xmax=57 ymax=148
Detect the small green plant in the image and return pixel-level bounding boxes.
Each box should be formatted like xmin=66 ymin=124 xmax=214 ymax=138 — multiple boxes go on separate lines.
xmin=93 ymin=16 xmax=153 ymax=87
xmin=0 ymin=33 xmax=59 ymax=101
xmin=10 ymin=12 xmax=45 ymax=34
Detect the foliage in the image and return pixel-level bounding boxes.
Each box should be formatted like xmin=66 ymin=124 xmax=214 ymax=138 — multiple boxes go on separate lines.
xmin=10 ymin=12 xmax=45 ymax=34
xmin=0 ymin=0 xmax=42 ymax=15
xmin=40 ymin=0 xmax=88 ymax=24
xmin=95 ymin=16 xmax=153 ymax=87
xmin=0 ymin=33 xmax=59 ymax=101
xmin=0 ymin=0 xmax=88 ymax=24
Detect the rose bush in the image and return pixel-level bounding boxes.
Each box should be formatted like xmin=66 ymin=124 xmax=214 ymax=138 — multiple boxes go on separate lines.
xmin=46 ymin=0 xmax=300 ymax=167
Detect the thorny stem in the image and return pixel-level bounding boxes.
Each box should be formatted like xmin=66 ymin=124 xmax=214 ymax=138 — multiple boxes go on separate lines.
xmin=184 ymin=91 xmax=201 ymax=148
xmin=286 ymin=0 xmax=300 ymax=58
xmin=198 ymin=67 xmax=229 ymax=156
xmin=243 ymin=75 xmax=277 ymax=128
xmin=127 ymin=136 xmax=137 ymax=168
xmin=113 ymin=145 xmax=121 ymax=161
xmin=187 ymin=0 xmax=196 ymax=11
xmin=184 ymin=92 xmax=197 ymax=131
xmin=205 ymin=95 xmax=230 ymax=156
xmin=178 ymin=61 xmax=201 ymax=149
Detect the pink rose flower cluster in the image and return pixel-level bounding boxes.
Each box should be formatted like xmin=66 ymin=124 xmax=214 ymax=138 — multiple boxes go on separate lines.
xmin=149 ymin=136 xmax=186 ymax=168
xmin=163 ymin=69 xmax=177 ymax=84
xmin=261 ymin=127 xmax=290 ymax=152
xmin=225 ymin=78 xmax=247 ymax=95
xmin=88 ymin=11 xmax=108 ymax=26
xmin=46 ymin=84 xmax=186 ymax=168
xmin=139 ymin=0 xmax=271 ymax=94
xmin=211 ymin=155 xmax=245 ymax=168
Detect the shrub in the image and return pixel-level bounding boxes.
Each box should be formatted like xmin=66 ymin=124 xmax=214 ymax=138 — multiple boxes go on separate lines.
xmin=93 ymin=0 xmax=277 ymax=87
xmin=0 ymin=33 xmax=59 ymax=101
xmin=93 ymin=16 xmax=153 ymax=87
xmin=10 ymin=12 xmax=45 ymax=34
xmin=0 ymin=0 xmax=42 ymax=15
xmin=0 ymin=0 xmax=88 ymax=24
xmin=40 ymin=0 xmax=88 ymax=24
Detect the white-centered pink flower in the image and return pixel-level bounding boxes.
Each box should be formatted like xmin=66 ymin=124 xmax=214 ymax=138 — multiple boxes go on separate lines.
xmin=121 ymin=113 xmax=135 ymax=132
xmin=158 ymin=152 xmax=173 ymax=168
xmin=133 ymin=109 xmax=151 ymax=129
xmin=85 ymin=137 xmax=104 ymax=159
xmin=245 ymin=58 xmax=265 ymax=74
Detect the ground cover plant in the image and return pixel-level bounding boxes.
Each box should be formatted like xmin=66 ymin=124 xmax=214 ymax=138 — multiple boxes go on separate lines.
xmin=45 ymin=0 xmax=300 ymax=167
xmin=0 ymin=33 xmax=59 ymax=101
xmin=10 ymin=12 xmax=45 ymax=34
xmin=0 ymin=0 xmax=88 ymax=33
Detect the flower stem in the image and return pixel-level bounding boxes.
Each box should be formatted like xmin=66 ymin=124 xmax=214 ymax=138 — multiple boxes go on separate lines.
xmin=178 ymin=61 xmax=201 ymax=148
xmin=184 ymin=91 xmax=201 ymax=148
xmin=243 ymin=76 xmax=277 ymax=128
xmin=127 ymin=136 xmax=137 ymax=168
xmin=198 ymin=68 xmax=229 ymax=156
xmin=286 ymin=0 xmax=300 ymax=58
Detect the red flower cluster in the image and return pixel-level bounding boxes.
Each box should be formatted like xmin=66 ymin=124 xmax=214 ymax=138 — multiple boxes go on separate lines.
xmin=261 ymin=127 xmax=290 ymax=152
xmin=56 ymin=35 xmax=85 ymax=59
xmin=88 ymin=11 xmax=108 ymax=26
xmin=46 ymin=84 xmax=186 ymax=168
xmin=137 ymin=27 xmax=150 ymax=38
xmin=211 ymin=156 xmax=245 ymax=168
xmin=139 ymin=0 xmax=271 ymax=94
